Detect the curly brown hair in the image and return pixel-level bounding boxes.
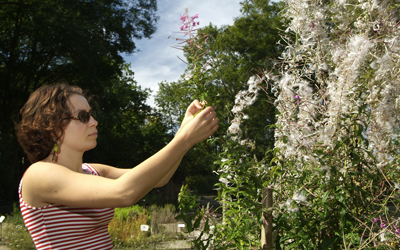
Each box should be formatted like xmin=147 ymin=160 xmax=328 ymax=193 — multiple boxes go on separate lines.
xmin=15 ymin=84 xmax=90 ymax=163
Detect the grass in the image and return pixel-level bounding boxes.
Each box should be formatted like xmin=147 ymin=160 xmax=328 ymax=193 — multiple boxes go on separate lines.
xmin=1 ymin=204 xmax=35 ymax=250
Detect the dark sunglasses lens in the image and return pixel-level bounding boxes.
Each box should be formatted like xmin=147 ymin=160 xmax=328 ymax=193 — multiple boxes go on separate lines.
xmin=78 ymin=111 xmax=91 ymax=123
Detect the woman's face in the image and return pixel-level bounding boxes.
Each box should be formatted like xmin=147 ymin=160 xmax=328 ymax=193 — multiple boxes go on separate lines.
xmin=60 ymin=94 xmax=98 ymax=154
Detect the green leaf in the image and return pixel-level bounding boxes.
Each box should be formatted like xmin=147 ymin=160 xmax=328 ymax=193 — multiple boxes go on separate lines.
xmin=321 ymin=191 xmax=330 ymax=204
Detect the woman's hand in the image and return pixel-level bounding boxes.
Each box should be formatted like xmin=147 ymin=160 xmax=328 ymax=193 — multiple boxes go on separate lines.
xmin=180 ymin=99 xmax=204 ymax=130
xmin=176 ymin=105 xmax=219 ymax=147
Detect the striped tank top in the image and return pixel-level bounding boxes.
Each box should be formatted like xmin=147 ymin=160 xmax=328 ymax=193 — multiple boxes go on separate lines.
xmin=19 ymin=164 xmax=115 ymax=250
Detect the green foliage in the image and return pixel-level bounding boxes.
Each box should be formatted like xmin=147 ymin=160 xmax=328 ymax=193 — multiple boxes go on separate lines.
xmin=263 ymin=0 xmax=400 ymax=247
xmin=272 ymin=111 xmax=400 ymax=249
xmin=210 ymin=140 xmax=269 ymax=249
xmin=175 ymin=184 xmax=215 ymax=249
xmin=155 ymin=0 xmax=283 ymax=200
xmin=155 ymin=80 xmax=193 ymax=133
xmin=84 ymin=64 xmax=170 ymax=169
xmin=148 ymin=204 xmax=177 ymax=234
xmin=172 ymin=0 xmax=400 ymax=249
xmin=176 ymin=184 xmax=203 ymax=233
xmin=205 ymin=0 xmax=285 ymax=82
xmin=2 ymin=204 xmax=35 ymax=250
xmin=109 ymin=204 xmax=186 ymax=249
xmin=109 ymin=205 xmax=149 ymax=248
xmin=113 ymin=205 xmax=147 ymax=222
xmin=167 ymin=1 xmax=284 ymax=249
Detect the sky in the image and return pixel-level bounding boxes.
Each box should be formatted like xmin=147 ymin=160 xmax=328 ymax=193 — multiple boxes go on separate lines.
xmin=123 ymin=0 xmax=243 ymax=106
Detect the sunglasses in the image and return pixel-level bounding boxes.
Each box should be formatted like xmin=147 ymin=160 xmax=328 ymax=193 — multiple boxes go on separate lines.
xmin=69 ymin=110 xmax=96 ymax=123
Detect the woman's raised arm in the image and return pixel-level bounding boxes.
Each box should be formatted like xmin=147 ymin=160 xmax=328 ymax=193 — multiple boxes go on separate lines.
xmin=21 ymin=106 xmax=218 ymax=208
xmin=89 ymin=99 xmax=207 ymax=185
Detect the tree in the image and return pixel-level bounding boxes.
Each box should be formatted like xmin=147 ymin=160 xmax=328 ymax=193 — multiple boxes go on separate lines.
xmin=154 ymin=0 xmax=284 ymax=195
xmin=154 ymin=79 xmax=220 ymax=201
xmin=203 ymin=0 xmax=284 ymax=158
xmin=155 ymin=79 xmax=192 ymax=133
xmin=204 ymin=0 xmax=284 ymax=85
xmin=84 ymin=64 xmax=169 ymax=169
xmin=0 ymin=0 xmax=158 ymax=206
xmin=84 ymin=64 xmax=174 ymax=206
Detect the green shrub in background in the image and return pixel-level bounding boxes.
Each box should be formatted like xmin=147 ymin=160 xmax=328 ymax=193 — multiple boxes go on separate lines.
xmin=2 ymin=204 xmax=35 ymax=250
xmin=113 ymin=204 xmax=147 ymax=222
xmin=148 ymin=204 xmax=177 ymax=234
xmin=109 ymin=204 xmax=183 ymax=249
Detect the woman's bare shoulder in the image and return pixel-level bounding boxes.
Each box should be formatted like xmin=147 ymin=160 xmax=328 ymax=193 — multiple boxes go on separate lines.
xmin=25 ymin=161 xmax=70 ymax=176
xmin=22 ymin=162 xmax=72 ymax=208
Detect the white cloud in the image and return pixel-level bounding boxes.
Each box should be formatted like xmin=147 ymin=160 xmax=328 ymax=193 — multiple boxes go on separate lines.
xmin=125 ymin=0 xmax=242 ymax=106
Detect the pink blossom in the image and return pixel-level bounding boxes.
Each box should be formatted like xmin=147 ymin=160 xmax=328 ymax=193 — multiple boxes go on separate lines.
xmin=294 ymin=95 xmax=300 ymax=104
xmin=180 ymin=15 xmax=187 ymax=22
xmin=178 ymin=10 xmax=200 ymax=31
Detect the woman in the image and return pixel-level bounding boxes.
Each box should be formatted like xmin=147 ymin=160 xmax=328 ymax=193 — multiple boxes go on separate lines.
xmin=15 ymin=84 xmax=219 ymax=249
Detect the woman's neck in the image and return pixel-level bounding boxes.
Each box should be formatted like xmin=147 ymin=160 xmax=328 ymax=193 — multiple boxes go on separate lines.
xmin=43 ymin=151 xmax=84 ymax=173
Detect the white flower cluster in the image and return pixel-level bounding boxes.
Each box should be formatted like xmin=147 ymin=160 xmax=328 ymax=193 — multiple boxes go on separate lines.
xmin=270 ymin=0 xmax=400 ymax=168
xmin=216 ymin=76 xmax=261 ymax=187
xmin=264 ymin=0 xmax=400 ymax=214
xmin=227 ymin=76 xmax=260 ymax=141
xmin=218 ymin=0 xmax=400 ymax=222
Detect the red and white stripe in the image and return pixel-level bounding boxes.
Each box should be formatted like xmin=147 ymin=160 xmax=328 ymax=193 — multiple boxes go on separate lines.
xmin=19 ymin=164 xmax=115 ymax=250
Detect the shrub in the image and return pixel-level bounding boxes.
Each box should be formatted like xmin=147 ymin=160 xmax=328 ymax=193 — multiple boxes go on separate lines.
xmin=109 ymin=205 xmax=149 ymax=248
xmin=2 ymin=204 xmax=35 ymax=250
xmin=185 ymin=0 xmax=400 ymax=248
xmin=148 ymin=204 xmax=177 ymax=234
xmin=109 ymin=204 xmax=182 ymax=248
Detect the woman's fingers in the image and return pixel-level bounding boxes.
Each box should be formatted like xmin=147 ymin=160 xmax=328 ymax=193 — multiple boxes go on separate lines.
xmin=196 ymin=106 xmax=215 ymax=119
xmin=186 ymin=99 xmax=204 ymax=116
xmin=197 ymin=107 xmax=219 ymax=134
xmin=193 ymin=99 xmax=204 ymax=109
xmin=180 ymin=100 xmax=203 ymax=129
xmin=210 ymin=117 xmax=219 ymax=132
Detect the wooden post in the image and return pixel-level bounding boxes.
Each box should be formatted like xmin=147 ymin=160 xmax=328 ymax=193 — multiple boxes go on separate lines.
xmin=261 ymin=187 xmax=273 ymax=250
